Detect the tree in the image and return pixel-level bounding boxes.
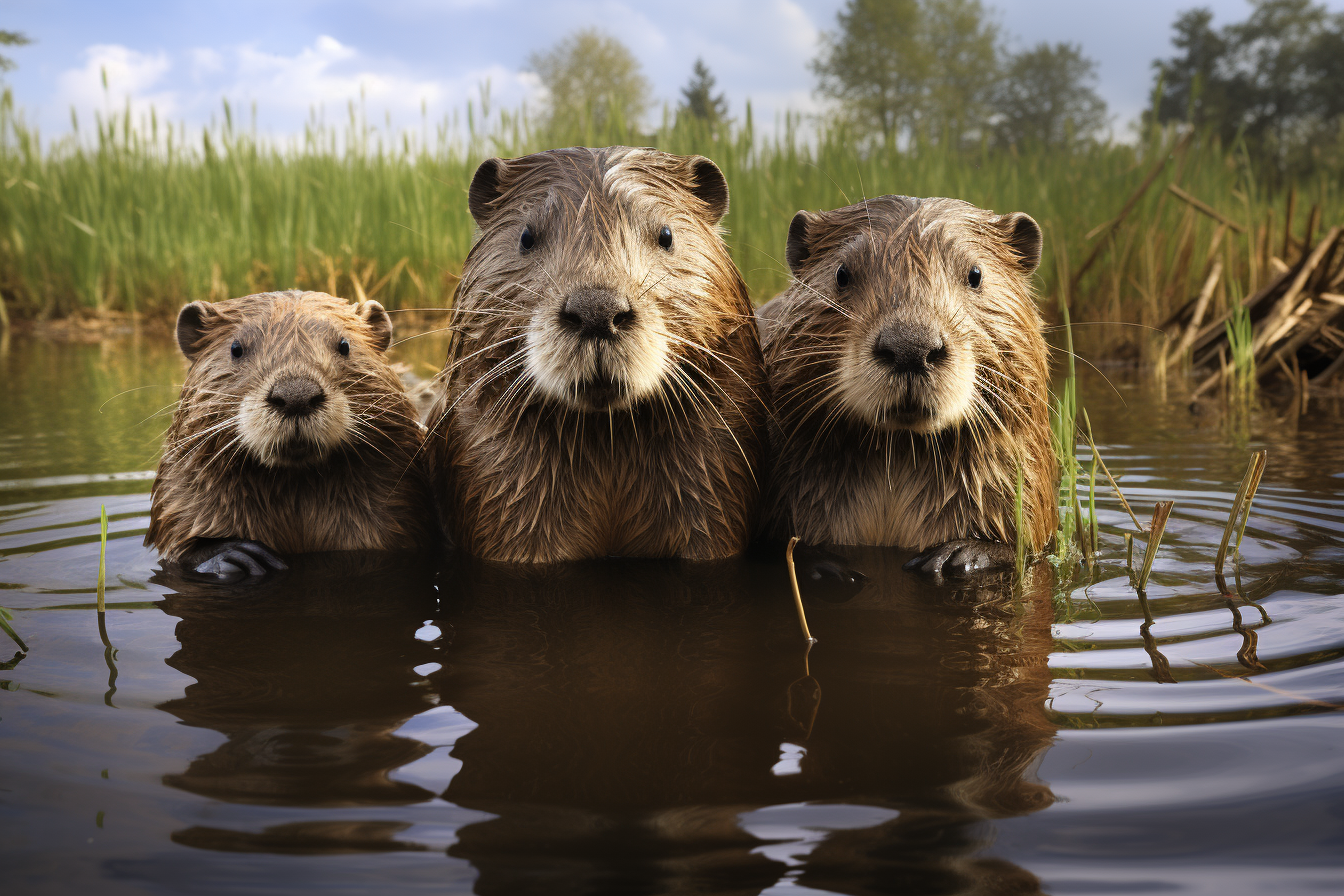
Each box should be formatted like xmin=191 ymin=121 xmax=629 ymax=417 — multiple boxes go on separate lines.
xmin=678 ymin=58 xmax=729 ymax=126
xmin=811 ymin=0 xmax=927 ymax=142
xmin=810 ymin=0 xmax=999 ymax=146
xmin=1150 ymin=1 xmax=1344 ymax=170
xmin=994 ymin=42 xmax=1108 ymax=148
xmin=527 ymin=29 xmax=651 ymax=135
xmin=0 ymin=30 xmax=30 ymax=73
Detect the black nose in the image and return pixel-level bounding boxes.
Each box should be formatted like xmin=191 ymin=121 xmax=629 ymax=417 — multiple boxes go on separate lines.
xmin=266 ymin=377 xmax=326 ymax=418
xmin=560 ymin=288 xmax=634 ymax=340
xmin=872 ymin=324 xmax=947 ymax=374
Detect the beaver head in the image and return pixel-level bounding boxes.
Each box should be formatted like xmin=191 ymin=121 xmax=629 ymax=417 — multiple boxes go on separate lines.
xmin=454 ymin=146 xmax=739 ymax=414
xmin=173 ymin=291 xmax=397 ymax=468
xmin=777 ymin=196 xmax=1042 ymax=436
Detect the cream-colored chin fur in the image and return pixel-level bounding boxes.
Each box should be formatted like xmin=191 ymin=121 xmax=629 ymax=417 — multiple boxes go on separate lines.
xmin=238 ymin=380 xmax=352 ymax=468
xmin=836 ymin=338 xmax=977 ymax=434
xmin=524 ymin=306 xmax=671 ymax=410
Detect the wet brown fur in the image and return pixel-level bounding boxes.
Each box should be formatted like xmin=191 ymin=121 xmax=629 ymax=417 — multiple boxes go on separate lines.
xmin=427 ymin=147 xmax=768 ymax=562
xmin=758 ymin=195 xmax=1057 ymax=551
xmin=146 ymin=290 xmax=435 ymax=562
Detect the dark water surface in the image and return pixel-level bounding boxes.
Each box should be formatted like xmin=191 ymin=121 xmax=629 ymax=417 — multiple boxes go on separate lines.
xmin=2 ymin=331 xmax=1343 ymax=895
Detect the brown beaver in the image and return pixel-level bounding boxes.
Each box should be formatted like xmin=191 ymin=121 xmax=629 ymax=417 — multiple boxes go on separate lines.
xmin=146 ymin=290 xmax=436 ymax=579
xmin=427 ymin=146 xmax=768 ymax=562
xmin=757 ymin=196 xmax=1057 ymax=576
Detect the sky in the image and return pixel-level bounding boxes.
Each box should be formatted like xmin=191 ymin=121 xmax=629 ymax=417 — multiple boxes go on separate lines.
xmin=5 ymin=0 xmax=1344 ymax=144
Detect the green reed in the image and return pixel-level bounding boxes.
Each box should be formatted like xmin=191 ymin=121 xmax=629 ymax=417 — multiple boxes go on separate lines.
xmin=1 ymin=89 xmax=1337 ymax=326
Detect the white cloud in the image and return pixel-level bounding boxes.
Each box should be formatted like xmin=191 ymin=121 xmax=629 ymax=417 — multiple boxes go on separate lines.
xmin=57 ymin=44 xmax=178 ymax=125
xmin=51 ymin=36 xmax=547 ymax=141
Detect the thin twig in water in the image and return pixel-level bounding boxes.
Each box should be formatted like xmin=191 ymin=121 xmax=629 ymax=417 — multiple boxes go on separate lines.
xmin=1078 ymin=409 xmax=1144 ymax=532
xmin=1137 ymin=501 xmax=1175 ymax=592
xmin=1216 ymin=450 xmax=1268 ymax=577
xmin=784 ymin=536 xmax=817 ymax=645
xmin=97 ymin=505 xmax=107 ymax=615
xmin=1192 ymin=661 xmax=1341 ymax=709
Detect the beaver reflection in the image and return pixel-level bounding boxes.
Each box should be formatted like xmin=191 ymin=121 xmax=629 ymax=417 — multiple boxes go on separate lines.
xmin=434 ymin=550 xmax=1057 ymax=895
xmin=154 ymin=553 xmax=441 ymax=854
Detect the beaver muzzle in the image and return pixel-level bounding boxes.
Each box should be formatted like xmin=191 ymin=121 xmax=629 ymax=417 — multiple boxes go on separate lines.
xmin=266 ymin=376 xmax=327 ymax=419
xmin=560 ymin=287 xmax=634 ymax=341
xmin=872 ymin=322 xmax=947 ymax=376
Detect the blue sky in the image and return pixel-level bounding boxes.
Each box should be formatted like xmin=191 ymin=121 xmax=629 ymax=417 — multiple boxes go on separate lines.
xmin=5 ymin=0 xmax=1344 ymax=142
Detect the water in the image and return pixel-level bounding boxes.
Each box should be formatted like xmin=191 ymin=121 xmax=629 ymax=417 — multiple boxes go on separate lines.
xmin=2 ymin=331 xmax=1343 ymax=895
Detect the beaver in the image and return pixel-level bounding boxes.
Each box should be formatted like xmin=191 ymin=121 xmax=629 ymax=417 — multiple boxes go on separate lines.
xmin=426 ymin=146 xmax=769 ymax=563
xmin=146 ymin=290 xmax=436 ymax=579
xmin=757 ymin=195 xmax=1057 ymax=576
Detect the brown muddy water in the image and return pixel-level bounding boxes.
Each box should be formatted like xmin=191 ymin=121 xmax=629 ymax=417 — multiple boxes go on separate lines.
xmin=2 ymin=328 xmax=1343 ymax=895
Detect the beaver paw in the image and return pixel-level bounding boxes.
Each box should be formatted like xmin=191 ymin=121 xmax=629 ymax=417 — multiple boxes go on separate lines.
xmin=190 ymin=540 xmax=288 ymax=581
xmin=904 ymin=540 xmax=1014 ymax=578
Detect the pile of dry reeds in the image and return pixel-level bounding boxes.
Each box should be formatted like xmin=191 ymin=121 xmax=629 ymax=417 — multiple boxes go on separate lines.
xmin=1159 ymin=188 xmax=1344 ymax=398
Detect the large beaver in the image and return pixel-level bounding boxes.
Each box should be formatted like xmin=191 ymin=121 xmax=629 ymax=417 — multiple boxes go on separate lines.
xmin=758 ymin=196 xmax=1057 ymax=575
xmin=427 ymin=147 xmax=768 ymax=563
xmin=146 ymin=290 xmax=435 ymax=578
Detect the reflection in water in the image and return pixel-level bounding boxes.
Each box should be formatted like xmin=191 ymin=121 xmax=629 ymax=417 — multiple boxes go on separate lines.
xmin=149 ymin=548 xmax=1059 ymax=893
xmin=155 ymin=554 xmax=441 ymax=853
xmin=433 ymin=550 xmax=1058 ymax=895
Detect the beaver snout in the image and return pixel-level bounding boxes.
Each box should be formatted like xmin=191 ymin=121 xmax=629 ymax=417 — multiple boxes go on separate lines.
xmin=266 ymin=376 xmax=327 ymax=418
xmin=560 ymin=288 xmax=635 ymax=341
xmin=872 ymin=323 xmax=947 ymax=375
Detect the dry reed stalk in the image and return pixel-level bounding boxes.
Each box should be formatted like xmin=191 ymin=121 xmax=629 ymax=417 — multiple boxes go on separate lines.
xmin=1252 ymin=226 xmax=1341 ymax=355
xmin=1136 ymin=501 xmax=1175 ymax=593
xmin=97 ymin=504 xmax=107 ymax=614
xmin=784 ymin=537 xmax=816 ymax=644
xmin=1169 ymin=257 xmax=1224 ymax=366
xmin=1166 ymin=184 xmax=1246 ymax=233
xmin=1069 ymin=130 xmax=1194 ymax=296
xmin=1078 ymin=409 xmax=1144 ymax=531
xmin=1215 ymin=451 xmax=1267 ymax=577
xmin=1283 ymin=186 xmax=1297 ymax=260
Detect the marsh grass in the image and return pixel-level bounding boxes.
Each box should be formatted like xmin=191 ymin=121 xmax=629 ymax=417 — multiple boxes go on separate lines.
xmin=0 ymin=89 xmax=1337 ymax=331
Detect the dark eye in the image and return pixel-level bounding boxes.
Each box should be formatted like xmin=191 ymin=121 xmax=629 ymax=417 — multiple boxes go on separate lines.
xmin=520 ymin=227 xmax=535 ymax=252
xmin=230 ymin=339 xmax=243 ymax=359
xmin=658 ymin=225 xmax=673 ymax=251
xmin=338 ymin=337 xmax=350 ymax=356
xmin=836 ymin=264 xmax=850 ymax=289
xmin=968 ymin=265 xmax=982 ymax=289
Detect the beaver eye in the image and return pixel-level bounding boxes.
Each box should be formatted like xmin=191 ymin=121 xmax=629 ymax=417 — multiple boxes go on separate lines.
xmin=520 ymin=227 xmax=535 ymax=252
xmin=230 ymin=339 xmax=243 ymax=359
xmin=836 ymin=264 xmax=851 ymax=289
xmin=968 ymin=265 xmax=982 ymax=289
xmin=338 ymin=337 xmax=350 ymax=356
xmin=658 ymin=225 xmax=673 ymax=251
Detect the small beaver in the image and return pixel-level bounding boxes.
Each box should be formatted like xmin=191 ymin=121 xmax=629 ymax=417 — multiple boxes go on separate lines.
xmin=427 ymin=146 xmax=768 ymax=562
xmin=146 ymin=290 xmax=435 ymax=578
xmin=758 ymin=196 xmax=1057 ymax=575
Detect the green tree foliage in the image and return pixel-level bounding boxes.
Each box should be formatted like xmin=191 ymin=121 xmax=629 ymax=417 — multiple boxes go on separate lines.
xmin=0 ymin=30 xmax=31 ymax=73
xmin=811 ymin=0 xmax=999 ymax=146
xmin=527 ymin=29 xmax=652 ymax=136
xmin=678 ymin=58 xmax=729 ymax=126
xmin=1151 ymin=0 xmax=1344 ymax=171
xmin=993 ymin=42 xmax=1108 ymax=149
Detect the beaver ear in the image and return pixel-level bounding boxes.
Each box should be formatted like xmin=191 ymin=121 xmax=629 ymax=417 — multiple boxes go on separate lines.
xmin=176 ymin=301 xmax=221 ymax=361
xmin=468 ymin=157 xmax=509 ymax=226
xmin=786 ymin=211 xmax=821 ymax=275
xmin=356 ymin=300 xmax=392 ymax=353
xmin=686 ymin=156 xmax=729 ymax=224
xmin=997 ymin=213 xmax=1042 ymax=275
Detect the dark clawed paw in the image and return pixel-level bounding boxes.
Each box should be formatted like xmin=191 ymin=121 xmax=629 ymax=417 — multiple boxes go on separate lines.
xmin=191 ymin=541 xmax=287 ymax=582
xmin=904 ymin=540 xmax=1013 ymax=579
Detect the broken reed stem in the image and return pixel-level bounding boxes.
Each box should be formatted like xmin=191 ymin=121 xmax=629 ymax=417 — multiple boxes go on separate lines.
xmin=1079 ymin=409 xmax=1144 ymax=532
xmin=1136 ymin=501 xmax=1175 ymax=592
xmin=1215 ymin=451 xmax=1267 ymax=575
xmin=784 ymin=536 xmax=816 ymax=645
xmin=97 ymin=505 xmax=107 ymax=615
xmin=1124 ymin=532 xmax=1134 ymax=573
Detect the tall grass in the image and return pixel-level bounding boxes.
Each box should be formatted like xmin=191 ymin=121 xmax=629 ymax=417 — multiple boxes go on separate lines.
xmin=0 ymin=89 xmax=1339 ymax=330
